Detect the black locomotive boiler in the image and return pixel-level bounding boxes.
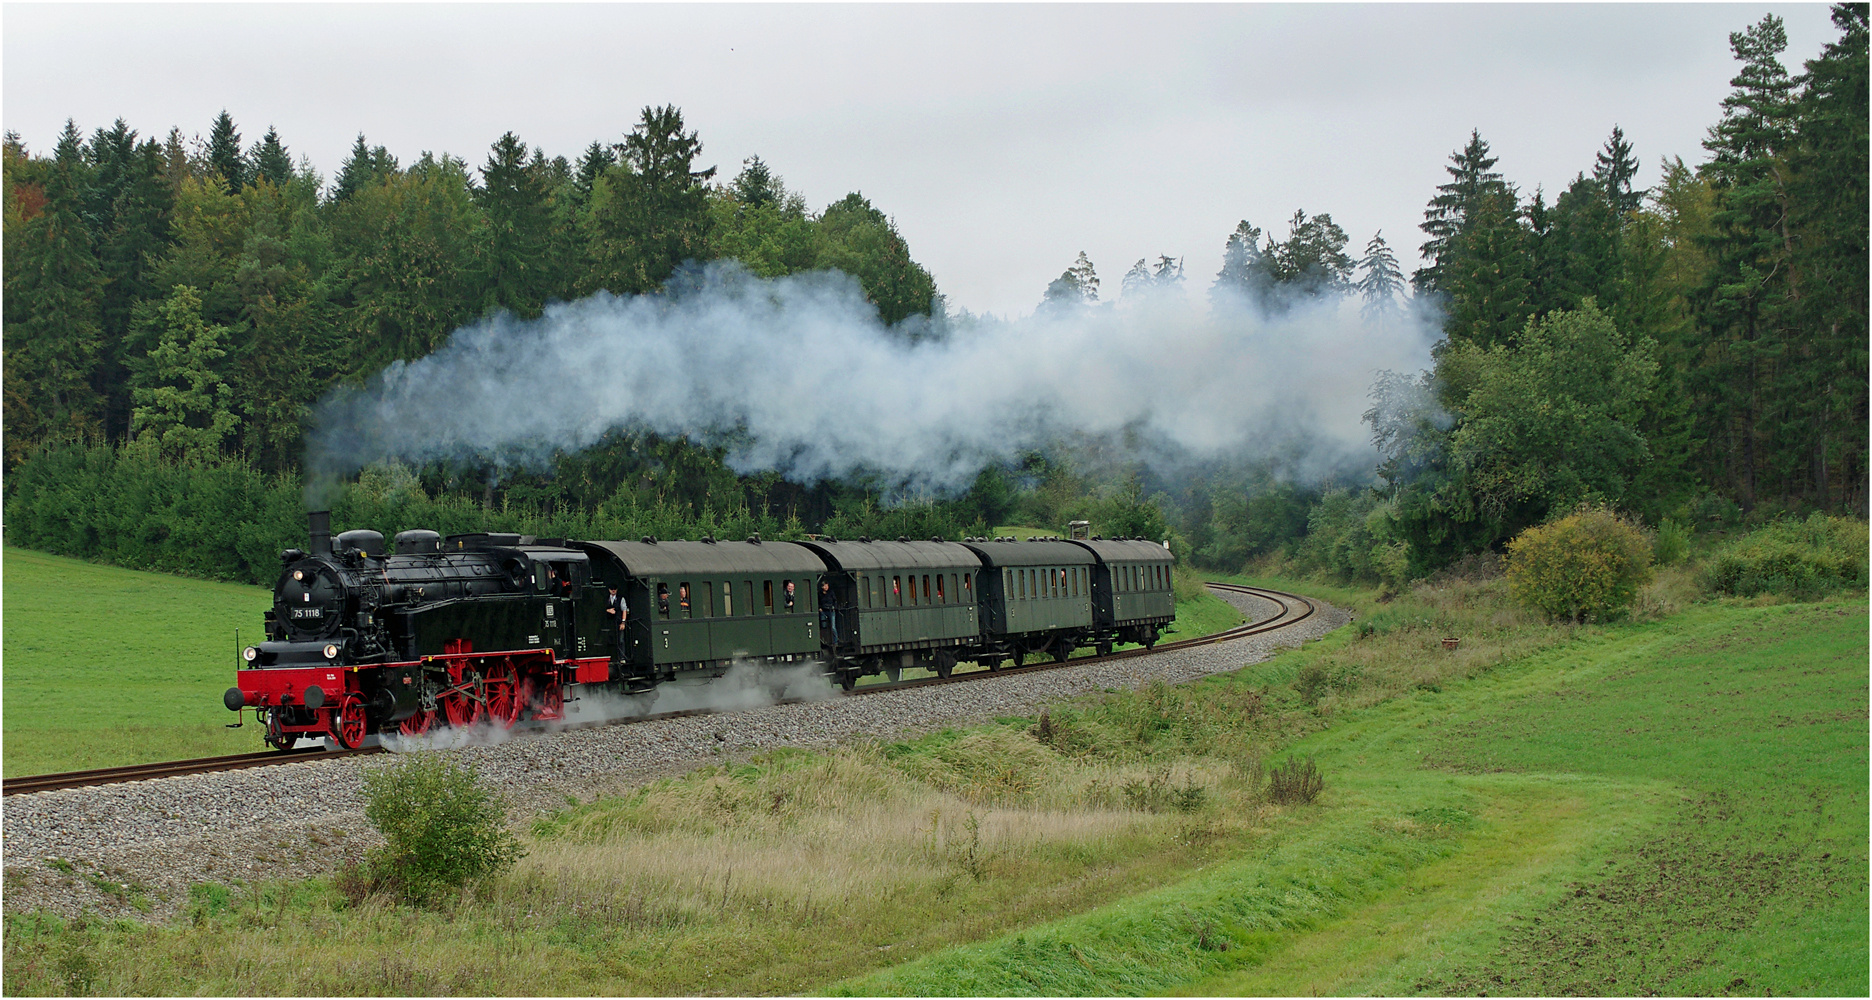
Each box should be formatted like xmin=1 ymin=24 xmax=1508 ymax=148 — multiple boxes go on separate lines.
xmin=226 ymin=513 xmax=1175 ymax=747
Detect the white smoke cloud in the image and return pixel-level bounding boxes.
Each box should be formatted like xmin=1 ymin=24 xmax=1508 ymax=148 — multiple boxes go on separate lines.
xmin=306 ymin=261 xmax=1440 ymax=497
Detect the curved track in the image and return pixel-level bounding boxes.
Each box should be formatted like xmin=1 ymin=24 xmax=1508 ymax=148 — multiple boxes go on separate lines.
xmin=3 ymin=583 xmax=1315 ymax=797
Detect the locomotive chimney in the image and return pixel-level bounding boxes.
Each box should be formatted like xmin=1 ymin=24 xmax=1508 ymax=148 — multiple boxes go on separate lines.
xmin=308 ymin=510 xmax=332 ymax=556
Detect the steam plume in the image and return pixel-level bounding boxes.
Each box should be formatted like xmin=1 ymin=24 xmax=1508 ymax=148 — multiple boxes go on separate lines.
xmin=305 ymin=261 xmax=1439 ymax=503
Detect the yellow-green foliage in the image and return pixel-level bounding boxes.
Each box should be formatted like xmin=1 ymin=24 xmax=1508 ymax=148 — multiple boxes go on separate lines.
xmin=1506 ymin=508 xmax=1653 ymax=622
xmin=1703 ymin=514 xmax=1868 ymax=599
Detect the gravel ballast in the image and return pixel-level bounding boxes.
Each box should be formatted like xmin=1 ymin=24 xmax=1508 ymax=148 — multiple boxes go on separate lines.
xmin=2 ymin=588 xmax=1346 ymax=921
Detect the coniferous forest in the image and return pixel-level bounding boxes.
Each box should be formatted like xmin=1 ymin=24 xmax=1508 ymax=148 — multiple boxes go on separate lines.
xmin=3 ymin=8 xmax=1865 ymax=587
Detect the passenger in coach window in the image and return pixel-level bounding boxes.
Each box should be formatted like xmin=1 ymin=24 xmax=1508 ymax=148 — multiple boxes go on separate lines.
xmin=783 ymin=579 xmax=796 ymax=613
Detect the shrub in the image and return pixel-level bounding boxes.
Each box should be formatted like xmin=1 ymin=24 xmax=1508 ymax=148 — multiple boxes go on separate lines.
xmin=1653 ymin=518 xmax=1691 ymax=566
xmin=1703 ymin=514 xmax=1869 ymax=599
xmin=1266 ymin=755 xmax=1324 ymax=805
xmin=358 ymin=754 xmax=523 ymax=904
xmin=1505 ymin=507 xmax=1653 ymax=622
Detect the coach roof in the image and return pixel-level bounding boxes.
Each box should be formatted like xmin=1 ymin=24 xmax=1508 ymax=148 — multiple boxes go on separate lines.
xmin=794 ymin=539 xmax=983 ymax=573
xmin=576 ymin=539 xmax=826 ymax=577
xmin=959 ymin=538 xmax=1096 ymax=568
xmin=1066 ymin=538 xmax=1174 ymax=565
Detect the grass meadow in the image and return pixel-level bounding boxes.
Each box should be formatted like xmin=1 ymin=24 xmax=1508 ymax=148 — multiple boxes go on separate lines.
xmin=2 ymin=547 xmax=272 ymax=776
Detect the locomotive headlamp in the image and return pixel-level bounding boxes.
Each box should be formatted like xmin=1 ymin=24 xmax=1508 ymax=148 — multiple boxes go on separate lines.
xmin=323 ymin=643 xmax=340 ymax=659
xmin=293 ymin=569 xmax=305 ymax=581
xmin=242 ymin=646 xmax=258 ymax=662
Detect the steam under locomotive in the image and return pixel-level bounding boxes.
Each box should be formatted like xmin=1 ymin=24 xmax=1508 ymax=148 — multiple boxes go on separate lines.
xmin=226 ymin=511 xmax=1175 ymax=749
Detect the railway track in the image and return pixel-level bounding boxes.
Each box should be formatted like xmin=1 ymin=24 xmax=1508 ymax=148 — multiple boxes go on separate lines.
xmin=3 ymin=583 xmax=1314 ymax=797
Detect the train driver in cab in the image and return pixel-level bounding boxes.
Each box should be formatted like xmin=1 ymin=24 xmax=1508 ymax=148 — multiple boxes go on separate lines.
xmin=606 ymin=584 xmax=627 ymax=631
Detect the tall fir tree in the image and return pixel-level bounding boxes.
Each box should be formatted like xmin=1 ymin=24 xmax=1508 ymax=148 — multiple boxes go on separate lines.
xmin=206 ymin=110 xmax=246 ymax=193
xmin=472 ymin=131 xmax=555 ymax=318
xmin=1592 ymin=125 xmax=1646 ymax=215
xmin=3 ymin=152 xmax=106 ymax=460
xmin=1211 ymin=220 xmax=1270 ymax=306
xmin=1355 ymin=230 xmax=1406 ymax=318
xmin=252 ymin=126 xmax=293 ymax=189
xmin=1784 ymin=3 xmax=1869 ymax=511
xmin=1416 ymin=130 xmax=1506 ymax=293
xmin=1698 ymin=12 xmax=1799 ymax=508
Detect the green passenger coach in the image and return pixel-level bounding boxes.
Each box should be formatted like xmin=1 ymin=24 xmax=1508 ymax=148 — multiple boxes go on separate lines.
xmin=960 ymin=538 xmax=1096 ymax=666
xmin=575 ymin=539 xmax=823 ymax=686
xmin=1069 ymin=537 xmax=1176 ymax=653
xmin=796 ymin=538 xmax=982 ymax=685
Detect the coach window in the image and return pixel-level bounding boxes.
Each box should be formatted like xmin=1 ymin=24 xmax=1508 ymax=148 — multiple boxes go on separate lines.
xmin=889 ymin=575 xmax=901 ymax=607
xmin=679 ymin=582 xmax=693 ymax=618
xmin=1004 ymin=568 xmax=1014 ymax=597
xmin=658 ymin=583 xmax=671 ymax=619
xmin=923 ymin=575 xmax=932 ymax=605
xmin=964 ymin=573 xmax=973 ymax=600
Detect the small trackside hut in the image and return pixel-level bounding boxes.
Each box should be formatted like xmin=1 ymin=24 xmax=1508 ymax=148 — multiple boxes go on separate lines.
xmin=574 ymin=537 xmax=824 ymax=690
xmin=1070 ymin=537 xmax=1176 ymax=654
xmin=796 ymin=537 xmax=982 ymax=686
xmin=960 ymin=537 xmax=1095 ymax=667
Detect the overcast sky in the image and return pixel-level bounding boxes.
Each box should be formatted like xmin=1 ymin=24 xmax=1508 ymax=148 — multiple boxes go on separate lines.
xmin=2 ymin=2 xmax=1842 ymax=319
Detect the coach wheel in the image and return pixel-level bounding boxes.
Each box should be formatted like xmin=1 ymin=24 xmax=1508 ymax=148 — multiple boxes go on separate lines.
xmin=885 ymin=666 xmax=902 ymax=684
xmin=1142 ymin=631 xmax=1158 ymax=650
xmin=1096 ymin=642 xmax=1114 ymax=658
xmin=485 ymin=660 xmax=523 ymax=728
xmin=1011 ymin=650 xmax=1025 ymax=668
xmin=934 ymin=651 xmax=956 ymax=680
xmin=333 ymin=696 xmax=367 ymax=750
xmin=398 ymin=708 xmax=436 ymax=737
xmin=1050 ymin=642 xmax=1071 ymax=664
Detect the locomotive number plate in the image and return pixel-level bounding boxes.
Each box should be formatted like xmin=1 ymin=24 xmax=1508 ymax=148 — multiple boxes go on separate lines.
xmin=291 ymin=608 xmax=323 ymax=620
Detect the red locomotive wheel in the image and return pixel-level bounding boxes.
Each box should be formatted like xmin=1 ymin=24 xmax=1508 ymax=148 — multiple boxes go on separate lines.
xmin=484 ymin=660 xmax=522 ymax=728
xmin=444 ymin=663 xmax=486 ymax=728
xmin=535 ymin=678 xmax=563 ymax=721
xmin=398 ymin=708 xmax=436 ymax=737
xmin=333 ymin=695 xmax=368 ymax=749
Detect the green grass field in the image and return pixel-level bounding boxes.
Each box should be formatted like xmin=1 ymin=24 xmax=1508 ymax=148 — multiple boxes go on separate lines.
xmin=835 ymin=599 xmax=1868 ymax=996
xmin=2 ymin=547 xmax=272 ymax=776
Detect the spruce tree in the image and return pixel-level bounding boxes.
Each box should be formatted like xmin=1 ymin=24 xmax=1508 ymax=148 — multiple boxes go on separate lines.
xmin=1784 ymin=3 xmax=1869 ymax=510
xmin=252 ymin=126 xmax=293 ymax=189
xmin=1417 ymin=130 xmax=1506 ymax=293
xmin=1356 ymin=230 xmax=1406 ymax=318
xmin=3 ymin=154 xmax=106 ymax=458
xmin=1442 ymin=187 xmax=1533 ymax=349
xmin=472 ymin=131 xmax=554 ymax=318
xmin=207 ymin=110 xmax=246 ymax=193
xmin=730 ymin=155 xmax=781 ymax=210
xmin=1211 ymin=220 xmax=1269 ymax=306
xmin=1592 ymin=125 xmax=1646 ymax=215
xmin=1698 ymin=12 xmax=1798 ymax=507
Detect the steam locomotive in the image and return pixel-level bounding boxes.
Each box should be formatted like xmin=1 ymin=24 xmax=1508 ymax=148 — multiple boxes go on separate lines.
xmin=225 ymin=511 xmax=1175 ymax=749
